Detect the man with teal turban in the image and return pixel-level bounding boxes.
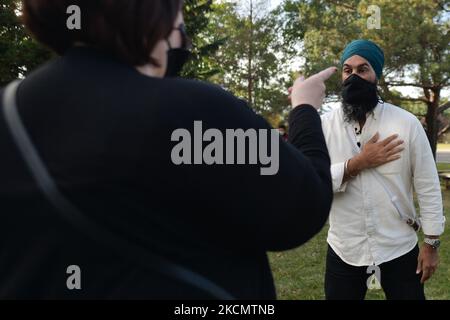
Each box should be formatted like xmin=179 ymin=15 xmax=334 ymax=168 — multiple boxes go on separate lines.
xmin=339 ymin=39 xmax=385 ymax=123
xmin=320 ymin=39 xmax=445 ymax=300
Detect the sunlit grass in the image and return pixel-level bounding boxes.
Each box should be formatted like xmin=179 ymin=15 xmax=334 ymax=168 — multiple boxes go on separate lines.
xmin=437 ymin=163 xmax=450 ymax=172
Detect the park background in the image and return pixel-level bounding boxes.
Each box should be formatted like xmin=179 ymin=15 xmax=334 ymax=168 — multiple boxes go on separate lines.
xmin=1 ymin=0 xmax=449 ymax=299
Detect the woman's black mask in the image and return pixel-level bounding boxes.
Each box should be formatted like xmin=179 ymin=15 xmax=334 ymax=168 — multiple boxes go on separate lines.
xmin=165 ymin=23 xmax=192 ymax=78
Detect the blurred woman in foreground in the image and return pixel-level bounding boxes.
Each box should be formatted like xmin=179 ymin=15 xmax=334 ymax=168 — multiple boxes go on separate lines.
xmin=0 ymin=0 xmax=335 ymax=299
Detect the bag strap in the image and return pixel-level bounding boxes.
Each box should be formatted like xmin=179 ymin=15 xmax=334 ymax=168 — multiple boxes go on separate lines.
xmin=370 ymin=169 xmax=421 ymax=232
xmin=2 ymin=80 xmax=234 ymax=300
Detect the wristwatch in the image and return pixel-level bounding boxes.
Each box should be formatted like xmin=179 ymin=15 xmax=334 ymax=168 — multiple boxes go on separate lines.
xmin=424 ymin=238 xmax=441 ymax=249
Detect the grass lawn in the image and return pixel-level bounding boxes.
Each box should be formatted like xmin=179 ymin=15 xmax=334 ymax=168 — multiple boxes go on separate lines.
xmin=438 ymin=163 xmax=450 ymax=172
xmin=269 ymin=186 xmax=450 ymax=300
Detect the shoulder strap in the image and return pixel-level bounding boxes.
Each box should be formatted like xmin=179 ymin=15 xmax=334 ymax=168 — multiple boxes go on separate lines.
xmin=370 ymin=169 xmax=421 ymax=232
xmin=2 ymin=80 xmax=234 ymax=300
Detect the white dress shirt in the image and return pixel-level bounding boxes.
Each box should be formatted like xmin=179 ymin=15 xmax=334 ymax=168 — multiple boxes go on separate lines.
xmin=321 ymin=102 xmax=446 ymax=266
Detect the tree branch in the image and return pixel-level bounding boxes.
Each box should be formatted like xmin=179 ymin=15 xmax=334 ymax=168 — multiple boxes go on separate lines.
xmin=438 ymin=124 xmax=450 ymax=136
xmin=439 ymin=76 xmax=450 ymax=87
xmin=398 ymin=96 xmax=430 ymax=103
xmin=438 ymin=102 xmax=450 ymax=113
xmin=385 ymin=81 xmax=433 ymax=89
xmin=325 ymin=0 xmax=356 ymax=11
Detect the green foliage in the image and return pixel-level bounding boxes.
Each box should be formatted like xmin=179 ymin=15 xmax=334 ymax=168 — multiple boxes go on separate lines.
xmin=0 ymin=0 xmax=223 ymax=84
xmin=0 ymin=0 xmax=53 ymax=86
xmin=2 ymin=0 xmax=447 ymax=135
xmin=205 ymin=0 xmax=294 ymax=120
xmin=183 ymin=0 xmax=226 ymax=80
xmin=284 ymin=0 xmax=449 ymax=95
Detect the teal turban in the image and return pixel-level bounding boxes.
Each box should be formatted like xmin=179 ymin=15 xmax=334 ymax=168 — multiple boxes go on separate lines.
xmin=340 ymin=39 xmax=385 ymax=79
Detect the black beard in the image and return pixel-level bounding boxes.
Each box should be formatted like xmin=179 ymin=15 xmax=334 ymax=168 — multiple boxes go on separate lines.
xmin=342 ymin=101 xmax=377 ymax=123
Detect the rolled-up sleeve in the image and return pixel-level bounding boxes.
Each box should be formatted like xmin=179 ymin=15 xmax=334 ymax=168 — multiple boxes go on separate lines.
xmin=331 ymin=162 xmax=348 ymax=193
xmin=411 ymin=120 xmax=446 ymax=236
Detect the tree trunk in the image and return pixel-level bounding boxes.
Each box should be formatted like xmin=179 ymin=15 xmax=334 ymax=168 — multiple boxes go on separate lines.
xmin=425 ymin=104 xmax=438 ymax=159
xmin=424 ymin=88 xmax=441 ymax=160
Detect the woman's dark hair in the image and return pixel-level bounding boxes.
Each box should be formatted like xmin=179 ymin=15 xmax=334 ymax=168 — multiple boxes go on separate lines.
xmin=22 ymin=0 xmax=183 ymax=66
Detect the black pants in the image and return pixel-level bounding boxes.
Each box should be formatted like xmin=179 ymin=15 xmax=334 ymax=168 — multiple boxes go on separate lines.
xmin=325 ymin=245 xmax=425 ymax=300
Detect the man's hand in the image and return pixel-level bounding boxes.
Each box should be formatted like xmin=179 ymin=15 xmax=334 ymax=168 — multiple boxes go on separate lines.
xmin=290 ymin=67 xmax=337 ymax=109
xmin=351 ymin=132 xmax=404 ymax=172
xmin=417 ymin=243 xmax=440 ymax=284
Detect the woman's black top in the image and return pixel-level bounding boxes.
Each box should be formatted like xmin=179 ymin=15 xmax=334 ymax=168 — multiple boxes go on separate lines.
xmin=0 ymin=47 xmax=332 ymax=299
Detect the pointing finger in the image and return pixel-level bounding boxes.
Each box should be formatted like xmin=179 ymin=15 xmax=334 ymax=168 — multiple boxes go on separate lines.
xmin=315 ymin=66 xmax=338 ymax=82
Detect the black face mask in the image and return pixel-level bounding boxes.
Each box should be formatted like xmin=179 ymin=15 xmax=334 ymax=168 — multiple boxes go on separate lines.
xmin=341 ymin=74 xmax=379 ymax=122
xmin=165 ymin=23 xmax=192 ymax=78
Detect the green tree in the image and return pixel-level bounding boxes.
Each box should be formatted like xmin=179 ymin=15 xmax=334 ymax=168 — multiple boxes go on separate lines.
xmin=283 ymin=0 xmax=450 ymax=157
xmin=0 ymin=0 xmax=222 ymax=84
xmin=206 ymin=0 xmax=293 ymax=120
xmin=0 ymin=0 xmax=52 ymax=86
xmin=183 ymin=0 xmax=226 ymax=80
